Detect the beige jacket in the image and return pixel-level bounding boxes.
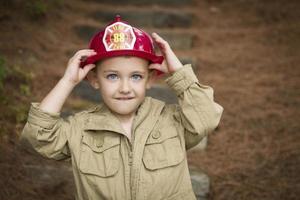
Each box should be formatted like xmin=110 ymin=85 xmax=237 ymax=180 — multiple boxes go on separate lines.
xmin=21 ymin=65 xmax=223 ymax=200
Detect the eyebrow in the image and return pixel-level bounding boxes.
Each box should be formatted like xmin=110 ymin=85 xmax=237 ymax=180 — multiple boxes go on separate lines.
xmin=131 ymin=71 xmax=146 ymax=74
xmin=103 ymin=70 xmax=118 ymax=73
xmin=103 ymin=70 xmax=146 ymax=74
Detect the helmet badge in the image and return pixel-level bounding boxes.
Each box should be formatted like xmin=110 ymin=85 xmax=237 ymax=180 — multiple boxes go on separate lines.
xmin=103 ymin=22 xmax=136 ymax=51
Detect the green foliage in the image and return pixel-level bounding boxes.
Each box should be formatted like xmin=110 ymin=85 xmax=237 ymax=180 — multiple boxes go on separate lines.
xmin=0 ymin=55 xmax=33 ymax=126
xmin=11 ymin=104 xmax=29 ymax=124
xmin=52 ymin=0 xmax=64 ymax=7
xmin=20 ymin=84 xmax=31 ymax=96
xmin=11 ymin=65 xmax=34 ymax=84
xmin=2 ymin=0 xmax=65 ymax=20
xmin=0 ymin=57 xmax=7 ymax=93
xmin=26 ymin=0 xmax=48 ymax=18
xmin=25 ymin=0 xmax=65 ymax=19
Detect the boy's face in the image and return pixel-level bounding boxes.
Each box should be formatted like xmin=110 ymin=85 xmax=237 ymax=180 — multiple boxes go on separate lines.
xmin=88 ymin=56 xmax=151 ymax=119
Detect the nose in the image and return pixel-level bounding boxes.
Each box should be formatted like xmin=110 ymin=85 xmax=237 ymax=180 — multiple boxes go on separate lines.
xmin=119 ymin=79 xmax=131 ymax=94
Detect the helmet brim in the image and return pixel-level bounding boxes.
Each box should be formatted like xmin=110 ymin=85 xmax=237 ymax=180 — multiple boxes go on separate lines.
xmin=80 ymin=50 xmax=164 ymax=68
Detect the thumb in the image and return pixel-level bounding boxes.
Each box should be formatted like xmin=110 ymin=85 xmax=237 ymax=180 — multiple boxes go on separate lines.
xmin=149 ymin=63 xmax=168 ymax=73
xmin=81 ymin=64 xmax=96 ymax=77
xmin=149 ymin=63 xmax=161 ymax=70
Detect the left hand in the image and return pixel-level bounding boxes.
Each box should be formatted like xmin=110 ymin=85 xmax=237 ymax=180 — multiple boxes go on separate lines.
xmin=149 ymin=32 xmax=183 ymax=74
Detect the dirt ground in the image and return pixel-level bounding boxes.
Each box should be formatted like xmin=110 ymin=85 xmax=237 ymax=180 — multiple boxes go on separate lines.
xmin=0 ymin=0 xmax=299 ymax=199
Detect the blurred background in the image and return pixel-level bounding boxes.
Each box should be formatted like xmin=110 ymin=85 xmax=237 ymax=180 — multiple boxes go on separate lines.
xmin=0 ymin=0 xmax=299 ymax=199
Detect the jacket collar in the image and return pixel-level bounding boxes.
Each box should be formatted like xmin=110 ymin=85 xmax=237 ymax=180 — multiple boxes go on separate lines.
xmin=83 ymin=97 xmax=165 ymax=134
xmin=132 ymin=97 xmax=165 ymax=132
xmin=83 ymin=103 xmax=123 ymax=134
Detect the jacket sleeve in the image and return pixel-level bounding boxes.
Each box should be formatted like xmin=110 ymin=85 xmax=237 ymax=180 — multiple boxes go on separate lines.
xmin=20 ymin=103 xmax=72 ymax=160
xmin=165 ymin=64 xmax=223 ymax=150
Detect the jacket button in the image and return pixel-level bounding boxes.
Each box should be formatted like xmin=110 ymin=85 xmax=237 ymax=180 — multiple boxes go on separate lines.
xmin=152 ymin=131 xmax=161 ymax=139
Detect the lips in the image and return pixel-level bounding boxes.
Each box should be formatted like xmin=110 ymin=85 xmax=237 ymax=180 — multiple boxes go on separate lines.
xmin=115 ymin=97 xmax=134 ymax=100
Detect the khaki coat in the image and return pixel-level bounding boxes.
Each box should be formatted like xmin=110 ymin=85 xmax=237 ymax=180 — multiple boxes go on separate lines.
xmin=21 ymin=65 xmax=223 ymax=200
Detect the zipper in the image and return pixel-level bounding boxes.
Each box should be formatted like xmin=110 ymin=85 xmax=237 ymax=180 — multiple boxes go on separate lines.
xmin=128 ymin=116 xmax=135 ymax=166
xmin=128 ymin=140 xmax=133 ymax=200
xmin=129 ymin=115 xmax=137 ymax=200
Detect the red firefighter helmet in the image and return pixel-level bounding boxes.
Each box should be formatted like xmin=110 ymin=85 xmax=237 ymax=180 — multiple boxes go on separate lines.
xmin=80 ymin=15 xmax=164 ymax=67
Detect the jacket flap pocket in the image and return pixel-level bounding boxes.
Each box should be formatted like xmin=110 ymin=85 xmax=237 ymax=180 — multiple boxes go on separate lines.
xmin=143 ymin=137 xmax=184 ymax=170
xmin=146 ymin=125 xmax=178 ymax=144
xmin=82 ymin=132 xmax=120 ymax=153
xmin=80 ymin=132 xmax=120 ymax=177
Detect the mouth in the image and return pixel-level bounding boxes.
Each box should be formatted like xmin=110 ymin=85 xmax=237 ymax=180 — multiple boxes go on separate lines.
xmin=115 ymin=97 xmax=134 ymax=101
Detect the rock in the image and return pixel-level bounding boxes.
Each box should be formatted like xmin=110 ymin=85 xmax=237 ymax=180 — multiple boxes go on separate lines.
xmin=90 ymin=11 xmax=194 ymax=28
xmin=180 ymin=56 xmax=198 ymax=71
xmin=190 ymin=136 xmax=208 ymax=151
xmin=22 ymin=163 xmax=75 ymax=195
xmin=73 ymin=25 xmax=99 ymax=41
xmin=161 ymin=32 xmax=195 ymax=50
xmin=146 ymin=84 xmax=177 ymax=104
xmin=72 ymin=81 xmax=101 ymax=102
xmin=189 ymin=167 xmax=210 ymax=200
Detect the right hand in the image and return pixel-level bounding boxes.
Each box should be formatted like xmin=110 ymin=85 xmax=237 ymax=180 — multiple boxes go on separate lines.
xmin=149 ymin=33 xmax=183 ymax=75
xmin=62 ymin=49 xmax=97 ymax=85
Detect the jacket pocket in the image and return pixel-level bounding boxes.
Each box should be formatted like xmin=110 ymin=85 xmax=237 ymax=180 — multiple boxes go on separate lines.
xmin=143 ymin=125 xmax=184 ymax=170
xmin=79 ymin=132 xmax=120 ymax=177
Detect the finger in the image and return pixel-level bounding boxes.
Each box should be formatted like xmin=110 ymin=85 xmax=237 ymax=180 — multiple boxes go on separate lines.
xmin=148 ymin=63 xmax=161 ymax=70
xmin=80 ymin=64 xmax=96 ymax=78
xmin=71 ymin=49 xmax=96 ymax=62
xmin=84 ymin=64 xmax=96 ymax=72
xmin=74 ymin=49 xmax=96 ymax=57
xmin=149 ymin=63 xmax=168 ymax=73
xmin=153 ymin=46 xmax=163 ymax=56
xmin=152 ymin=33 xmax=170 ymax=49
xmin=72 ymin=50 xmax=97 ymax=62
xmin=152 ymin=32 xmax=165 ymax=42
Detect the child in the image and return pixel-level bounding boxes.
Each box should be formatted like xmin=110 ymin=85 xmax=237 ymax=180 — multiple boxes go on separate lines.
xmin=21 ymin=15 xmax=223 ymax=200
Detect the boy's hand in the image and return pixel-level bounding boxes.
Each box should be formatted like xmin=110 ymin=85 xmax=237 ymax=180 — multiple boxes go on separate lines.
xmin=149 ymin=33 xmax=183 ymax=74
xmin=62 ymin=49 xmax=97 ymax=85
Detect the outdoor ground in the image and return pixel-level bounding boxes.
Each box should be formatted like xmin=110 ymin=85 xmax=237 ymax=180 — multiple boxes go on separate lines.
xmin=0 ymin=0 xmax=299 ymax=199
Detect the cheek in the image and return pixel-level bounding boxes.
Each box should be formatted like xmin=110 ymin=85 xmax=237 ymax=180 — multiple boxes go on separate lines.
xmin=134 ymin=82 xmax=147 ymax=94
xmin=99 ymin=82 xmax=118 ymax=96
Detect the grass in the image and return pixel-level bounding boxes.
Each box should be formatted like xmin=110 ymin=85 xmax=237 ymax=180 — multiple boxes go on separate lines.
xmin=0 ymin=56 xmax=33 ymax=139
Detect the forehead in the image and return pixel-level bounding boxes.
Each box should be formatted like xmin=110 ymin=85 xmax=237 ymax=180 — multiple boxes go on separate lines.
xmin=97 ymin=56 xmax=149 ymax=72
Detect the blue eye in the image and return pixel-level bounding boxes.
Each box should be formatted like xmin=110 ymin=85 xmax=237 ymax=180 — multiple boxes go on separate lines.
xmin=106 ymin=74 xmax=118 ymax=80
xmin=131 ymin=74 xmax=142 ymax=81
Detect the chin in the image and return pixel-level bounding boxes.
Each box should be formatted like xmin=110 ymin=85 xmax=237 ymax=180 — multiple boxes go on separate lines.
xmin=112 ymin=109 xmax=136 ymax=116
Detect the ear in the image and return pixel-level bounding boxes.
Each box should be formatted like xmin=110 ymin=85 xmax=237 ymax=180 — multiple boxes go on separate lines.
xmin=86 ymin=70 xmax=100 ymax=89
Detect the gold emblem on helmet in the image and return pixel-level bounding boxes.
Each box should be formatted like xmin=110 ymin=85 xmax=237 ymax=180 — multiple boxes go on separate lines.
xmin=103 ymin=22 xmax=136 ymax=51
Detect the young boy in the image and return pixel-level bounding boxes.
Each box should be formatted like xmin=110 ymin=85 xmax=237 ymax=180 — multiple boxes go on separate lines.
xmin=21 ymin=16 xmax=223 ymax=200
